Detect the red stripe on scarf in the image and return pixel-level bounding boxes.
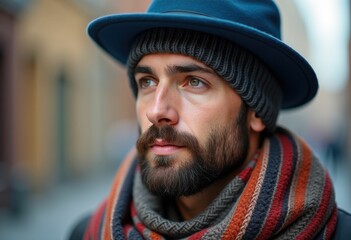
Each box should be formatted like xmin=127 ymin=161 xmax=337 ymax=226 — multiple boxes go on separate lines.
xmin=237 ymin=153 xmax=257 ymax=183
xmin=325 ymin=207 xmax=338 ymax=239
xmin=188 ymin=228 xmax=209 ymax=239
xmin=123 ymin=225 xmax=132 ymax=238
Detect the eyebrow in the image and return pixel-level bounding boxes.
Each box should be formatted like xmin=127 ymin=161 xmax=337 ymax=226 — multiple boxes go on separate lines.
xmin=134 ymin=66 xmax=155 ymax=75
xmin=166 ymin=64 xmax=215 ymax=75
xmin=133 ymin=63 xmax=215 ymax=76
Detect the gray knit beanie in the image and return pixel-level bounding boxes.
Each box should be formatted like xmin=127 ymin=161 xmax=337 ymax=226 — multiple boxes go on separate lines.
xmin=127 ymin=28 xmax=282 ymax=132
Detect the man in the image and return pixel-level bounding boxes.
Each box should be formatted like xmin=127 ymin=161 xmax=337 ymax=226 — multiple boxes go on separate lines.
xmin=70 ymin=0 xmax=351 ymax=239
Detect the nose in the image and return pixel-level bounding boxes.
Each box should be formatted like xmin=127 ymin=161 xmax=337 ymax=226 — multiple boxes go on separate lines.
xmin=146 ymin=85 xmax=179 ymax=126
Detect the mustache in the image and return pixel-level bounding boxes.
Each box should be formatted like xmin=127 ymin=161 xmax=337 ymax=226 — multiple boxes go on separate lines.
xmin=136 ymin=125 xmax=200 ymax=155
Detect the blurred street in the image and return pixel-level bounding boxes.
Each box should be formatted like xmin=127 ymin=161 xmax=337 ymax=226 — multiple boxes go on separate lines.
xmin=0 ymin=170 xmax=115 ymax=240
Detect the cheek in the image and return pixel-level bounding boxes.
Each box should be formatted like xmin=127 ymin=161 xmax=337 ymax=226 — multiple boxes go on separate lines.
xmin=183 ymin=102 xmax=240 ymax=143
xmin=136 ymin=101 xmax=150 ymax=132
xmin=181 ymin=105 xmax=220 ymax=141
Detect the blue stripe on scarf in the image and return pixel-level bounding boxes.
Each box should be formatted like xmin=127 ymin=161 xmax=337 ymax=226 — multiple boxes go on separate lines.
xmin=128 ymin=228 xmax=144 ymax=239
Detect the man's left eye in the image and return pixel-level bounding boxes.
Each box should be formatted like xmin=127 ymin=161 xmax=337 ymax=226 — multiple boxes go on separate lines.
xmin=188 ymin=78 xmax=204 ymax=87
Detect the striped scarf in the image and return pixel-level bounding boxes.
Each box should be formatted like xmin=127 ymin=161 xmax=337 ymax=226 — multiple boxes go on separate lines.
xmin=84 ymin=128 xmax=337 ymax=239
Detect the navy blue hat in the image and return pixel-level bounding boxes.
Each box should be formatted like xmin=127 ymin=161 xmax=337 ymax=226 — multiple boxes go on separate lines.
xmin=87 ymin=0 xmax=318 ymax=109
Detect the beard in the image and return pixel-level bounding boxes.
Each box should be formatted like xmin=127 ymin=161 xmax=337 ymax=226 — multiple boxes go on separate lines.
xmin=136 ymin=103 xmax=250 ymax=198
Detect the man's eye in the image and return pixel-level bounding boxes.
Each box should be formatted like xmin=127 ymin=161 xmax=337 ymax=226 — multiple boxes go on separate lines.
xmin=138 ymin=78 xmax=156 ymax=89
xmin=188 ymin=78 xmax=205 ymax=87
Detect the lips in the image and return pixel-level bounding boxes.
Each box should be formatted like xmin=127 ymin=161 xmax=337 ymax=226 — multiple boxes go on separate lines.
xmin=150 ymin=138 xmax=184 ymax=156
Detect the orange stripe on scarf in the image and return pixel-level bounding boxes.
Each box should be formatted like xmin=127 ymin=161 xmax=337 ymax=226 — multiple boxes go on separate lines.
xmin=103 ymin=148 xmax=137 ymax=240
xmin=222 ymin=141 xmax=269 ymax=239
xmin=286 ymin=140 xmax=312 ymax=226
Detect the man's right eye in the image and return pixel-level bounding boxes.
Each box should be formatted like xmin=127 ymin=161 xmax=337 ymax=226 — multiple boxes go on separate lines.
xmin=138 ymin=78 xmax=156 ymax=89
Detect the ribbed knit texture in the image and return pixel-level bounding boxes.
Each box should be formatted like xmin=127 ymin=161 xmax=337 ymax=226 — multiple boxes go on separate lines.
xmin=127 ymin=28 xmax=282 ymax=132
xmin=84 ymin=127 xmax=338 ymax=240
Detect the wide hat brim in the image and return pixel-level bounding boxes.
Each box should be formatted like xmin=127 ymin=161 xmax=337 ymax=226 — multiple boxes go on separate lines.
xmin=88 ymin=13 xmax=318 ymax=109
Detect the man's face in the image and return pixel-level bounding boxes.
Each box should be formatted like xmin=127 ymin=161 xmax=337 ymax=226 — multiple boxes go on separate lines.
xmin=135 ymin=53 xmax=250 ymax=198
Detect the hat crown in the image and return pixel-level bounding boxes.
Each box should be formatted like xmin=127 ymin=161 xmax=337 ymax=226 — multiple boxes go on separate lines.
xmin=148 ymin=0 xmax=281 ymax=39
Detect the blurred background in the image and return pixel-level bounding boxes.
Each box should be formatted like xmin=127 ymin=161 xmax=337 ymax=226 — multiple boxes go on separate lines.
xmin=0 ymin=0 xmax=350 ymax=239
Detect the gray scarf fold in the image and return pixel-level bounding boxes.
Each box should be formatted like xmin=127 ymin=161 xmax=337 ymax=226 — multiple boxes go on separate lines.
xmin=133 ymin=165 xmax=250 ymax=238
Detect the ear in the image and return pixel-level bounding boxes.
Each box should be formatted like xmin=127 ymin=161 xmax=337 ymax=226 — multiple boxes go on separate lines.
xmin=248 ymin=110 xmax=266 ymax=133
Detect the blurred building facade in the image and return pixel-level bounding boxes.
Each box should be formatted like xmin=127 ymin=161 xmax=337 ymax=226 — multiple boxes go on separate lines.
xmin=0 ymin=0 xmax=27 ymax=212
xmin=346 ymin=0 xmax=351 ymax=165
xmin=0 ymin=0 xmax=151 ymax=209
xmin=348 ymin=0 xmax=351 ymax=164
